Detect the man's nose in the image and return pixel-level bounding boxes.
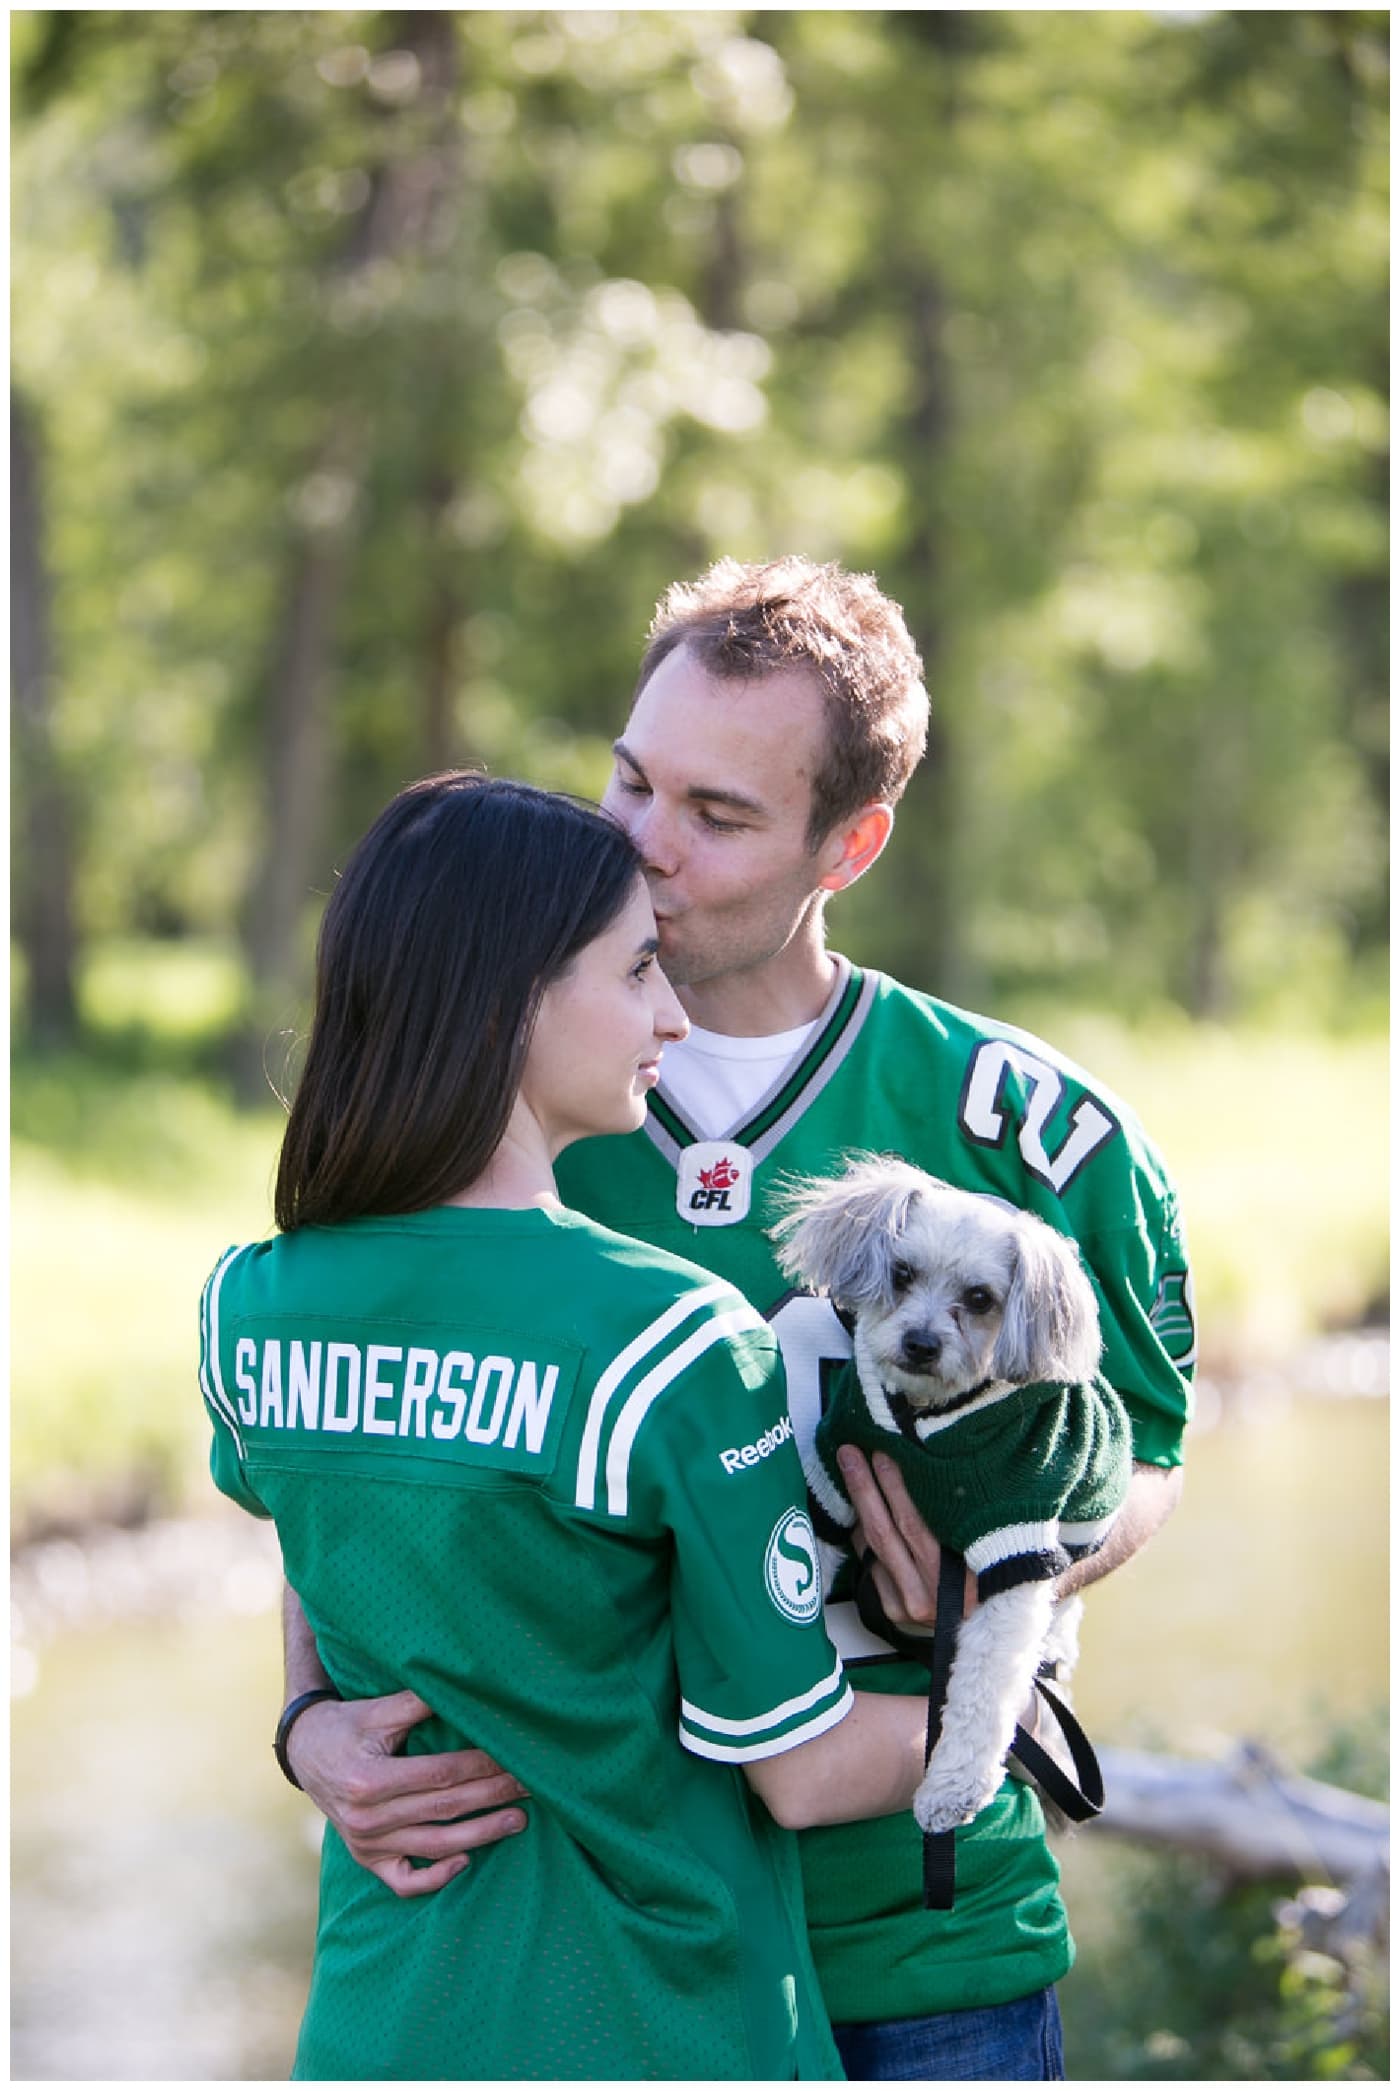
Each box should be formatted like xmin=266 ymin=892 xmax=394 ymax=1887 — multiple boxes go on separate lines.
xmin=631 ymin=799 xmax=681 ymax=880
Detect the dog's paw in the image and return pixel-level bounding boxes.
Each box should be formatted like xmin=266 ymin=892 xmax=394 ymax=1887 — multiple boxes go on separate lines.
xmin=913 ymin=1766 xmax=1004 ymax=1835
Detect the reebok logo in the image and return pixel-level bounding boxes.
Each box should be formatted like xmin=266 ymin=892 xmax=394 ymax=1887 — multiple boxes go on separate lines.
xmin=719 ymin=1413 xmax=794 ymax=1475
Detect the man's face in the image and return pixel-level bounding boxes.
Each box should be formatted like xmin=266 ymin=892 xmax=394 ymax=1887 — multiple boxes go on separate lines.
xmin=601 ymin=643 xmax=841 ymax=990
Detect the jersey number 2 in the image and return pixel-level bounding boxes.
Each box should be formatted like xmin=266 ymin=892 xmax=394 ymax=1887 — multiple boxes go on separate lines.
xmin=960 ymin=1041 xmax=1118 ymax=1195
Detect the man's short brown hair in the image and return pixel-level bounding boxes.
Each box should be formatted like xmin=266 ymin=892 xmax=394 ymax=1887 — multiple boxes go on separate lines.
xmin=637 ymin=556 xmax=929 ymax=848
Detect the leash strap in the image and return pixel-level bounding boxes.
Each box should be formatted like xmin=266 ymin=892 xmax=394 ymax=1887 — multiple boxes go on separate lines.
xmin=1008 ymin=1675 xmax=1105 ymax=1823
xmin=919 ymin=1546 xmax=967 ymax=1909
xmin=851 ymin=1556 xmax=1107 ymax=1908
xmin=853 ymin=1546 xmax=966 ymax=1910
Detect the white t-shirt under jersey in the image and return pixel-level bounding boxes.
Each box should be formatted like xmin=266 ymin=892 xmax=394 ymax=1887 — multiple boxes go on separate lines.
xmin=659 ymin=1018 xmax=819 ymax=1139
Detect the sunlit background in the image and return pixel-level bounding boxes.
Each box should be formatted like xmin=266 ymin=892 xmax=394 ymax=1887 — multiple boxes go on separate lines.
xmin=11 ymin=9 xmax=1388 ymax=2081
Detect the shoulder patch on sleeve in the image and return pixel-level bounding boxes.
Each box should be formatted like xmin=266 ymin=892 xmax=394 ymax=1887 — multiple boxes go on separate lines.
xmin=1148 ymin=1267 xmax=1197 ymax=1369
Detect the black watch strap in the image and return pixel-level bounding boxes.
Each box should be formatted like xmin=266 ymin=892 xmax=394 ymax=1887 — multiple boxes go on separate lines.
xmin=274 ymin=1686 xmax=343 ymax=1790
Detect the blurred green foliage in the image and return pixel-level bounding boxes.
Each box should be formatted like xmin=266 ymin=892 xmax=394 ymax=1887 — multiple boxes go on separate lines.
xmin=10 ymin=9 xmax=1388 ymax=1045
xmin=1060 ymin=1711 xmax=1389 ymax=2080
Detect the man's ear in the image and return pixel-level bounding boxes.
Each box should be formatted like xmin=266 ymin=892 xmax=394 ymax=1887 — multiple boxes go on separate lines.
xmin=817 ymin=803 xmax=895 ymax=893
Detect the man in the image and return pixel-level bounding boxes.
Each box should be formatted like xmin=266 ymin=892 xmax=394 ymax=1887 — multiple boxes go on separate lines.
xmin=280 ymin=557 xmax=1193 ymax=2079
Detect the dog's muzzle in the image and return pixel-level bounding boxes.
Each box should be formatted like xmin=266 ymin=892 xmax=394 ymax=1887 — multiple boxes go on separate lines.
xmin=899 ymin=1330 xmax=942 ymax=1371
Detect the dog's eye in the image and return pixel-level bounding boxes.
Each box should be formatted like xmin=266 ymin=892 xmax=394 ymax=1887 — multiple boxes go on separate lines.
xmin=962 ymin=1285 xmax=997 ymax=1315
xmin=890 ymin=1260 xmax=915 ymax=1294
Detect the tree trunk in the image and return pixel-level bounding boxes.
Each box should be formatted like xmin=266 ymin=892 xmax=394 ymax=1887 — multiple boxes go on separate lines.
xmin=702 ymin=179 xmax=744 ymax=335
xmin=10 ymin=388 xmax=78 ymax=1044
xmin=420 ymin=461 xmax=464 ymax=775
xmin=892 ymin=266 xmax=964 ymax=1000
xmin=235 ymin=433 xmax=359 ymax=1100
xmin=232 ymin=12 xmax=462 ymax=1098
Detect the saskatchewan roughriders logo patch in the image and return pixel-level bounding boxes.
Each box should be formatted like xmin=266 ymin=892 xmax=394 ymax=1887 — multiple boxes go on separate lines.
xmin=1149 ymin=1269 xmax=1198 ymax=1368
xmin=764 ymin=1508 xmax=822 ymax=1624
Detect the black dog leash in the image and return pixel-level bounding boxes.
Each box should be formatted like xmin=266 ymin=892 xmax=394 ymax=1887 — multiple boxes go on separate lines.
xmin=853 ymin=1550 xmax=1105 ymax=1911
xmin=855 ymin=1544 xmax=965 ymax=1909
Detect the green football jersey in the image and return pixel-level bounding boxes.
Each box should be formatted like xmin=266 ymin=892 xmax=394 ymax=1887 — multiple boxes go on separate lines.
xmin=200 ymin=1204 xmax=851 ymax=2081
xmin=556 ymin=960 xmax=1195 ymax=2026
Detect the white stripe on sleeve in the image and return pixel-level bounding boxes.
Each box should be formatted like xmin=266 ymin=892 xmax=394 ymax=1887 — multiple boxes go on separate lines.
xmin=604 ymin=1304 xmax=764 ymax=1517
xmin=199 ymin=1245 xmax=247 ymax=1457
xmin=574 ymin=1282 xmax=734 ymax=1511
xmin=680 ymin=1656 xmax=847 ymax=1739
xmin=681 ymin=1682 xmax=854 ymax=1764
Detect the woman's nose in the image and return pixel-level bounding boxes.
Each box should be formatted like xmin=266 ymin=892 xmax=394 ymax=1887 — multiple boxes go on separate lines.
xmin=656 ymin=974 xmax=689 ymax=1043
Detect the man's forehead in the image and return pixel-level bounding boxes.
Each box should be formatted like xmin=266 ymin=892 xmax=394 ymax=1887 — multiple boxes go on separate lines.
xmin=618 ymin=646 xmax=826 ymax=799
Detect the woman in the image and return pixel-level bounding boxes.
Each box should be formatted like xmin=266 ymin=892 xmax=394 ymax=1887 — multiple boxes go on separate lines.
xmin=200 ymin=774 xmax=927 ymax=2081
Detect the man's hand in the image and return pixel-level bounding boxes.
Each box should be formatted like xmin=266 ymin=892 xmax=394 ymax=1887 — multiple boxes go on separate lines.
xmin=287 ymin=1690 xmax=529 ymax=1899
xmin=837 ymin=1446 xmax=976 ymax=1630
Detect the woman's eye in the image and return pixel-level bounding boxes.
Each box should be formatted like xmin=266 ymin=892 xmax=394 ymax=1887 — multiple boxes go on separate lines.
xmin=890 ymin=1260 xmax=915 ymax=1294
xmin=630 ymin=957 xmax=655 ymax=982
xmin=963 ymin=1285 xmax=995 ymax=1314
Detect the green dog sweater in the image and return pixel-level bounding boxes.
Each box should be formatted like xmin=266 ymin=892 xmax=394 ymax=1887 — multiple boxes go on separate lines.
xmin=808 ymin=1365 xmax=1132 ymax=1598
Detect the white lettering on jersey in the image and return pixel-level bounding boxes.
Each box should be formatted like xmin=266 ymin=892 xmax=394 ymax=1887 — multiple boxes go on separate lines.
xmin=960 ymin=1040 xmax=1118 ymax=1195
xmin=718 ymin=1413 xmax=794 ymax=1475
xmin=503 ymin=1361 xmax=560 ymax=1455
xmin=398 ymin=1348 xmax=437 ymax=1438
xmin=288 ymin=1341 xmax=322 ymax=1429
xmin=234 ymin=1337 xmax=258 ymax=1426
xmin=362 ymin=1346 xmax=402 ymax=1435
xmin=466 ymin=1355 xmax=514 ymax=1443
xmin=230 ymin=1339 xmax=563 ymax=1459
xmin=323 ymin=1343 xmax=361 ymax=1432
xmin=259 ymin=1342 xmax=284 ymax=1429
xmin=433 ymin=1351 xmax=473 ymax=1438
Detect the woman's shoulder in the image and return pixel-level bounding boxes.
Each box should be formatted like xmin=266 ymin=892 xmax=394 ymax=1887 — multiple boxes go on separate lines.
xmin=552 ymin=1206 xmax=765 ymax=1327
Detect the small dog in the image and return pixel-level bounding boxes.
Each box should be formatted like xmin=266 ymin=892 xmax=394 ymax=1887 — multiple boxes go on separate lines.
xmin=771 ymin=1154 xmax=1131 ymax=1836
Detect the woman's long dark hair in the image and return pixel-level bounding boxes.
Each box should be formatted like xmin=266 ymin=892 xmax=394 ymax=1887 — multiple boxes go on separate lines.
xmin=275 ymin=773 xmax=644 ymax=1231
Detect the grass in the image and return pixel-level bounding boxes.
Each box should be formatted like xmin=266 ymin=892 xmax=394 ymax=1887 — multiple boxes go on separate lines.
xmin=10 ymin=942 xmax=1390 ymax=1530
xmin=11 ymin=1054 xmax=285 ymax=1530
xmin=1013 ymin=1004 xmax=1390 ymax=1365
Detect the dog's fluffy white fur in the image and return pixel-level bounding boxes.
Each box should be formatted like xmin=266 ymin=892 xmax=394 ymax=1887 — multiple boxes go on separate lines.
xmin=771 ymin=1155 xmax=1108 ymax=1835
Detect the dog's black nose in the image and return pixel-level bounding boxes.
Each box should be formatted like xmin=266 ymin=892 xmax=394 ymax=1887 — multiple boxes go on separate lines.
xmin=901 ymin=1330 xmax=942 ymax=1370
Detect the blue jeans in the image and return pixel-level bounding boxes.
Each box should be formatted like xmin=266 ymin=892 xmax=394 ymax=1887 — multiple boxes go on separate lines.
xmin=832 ymin=1985 xmax=1065 ymax=2081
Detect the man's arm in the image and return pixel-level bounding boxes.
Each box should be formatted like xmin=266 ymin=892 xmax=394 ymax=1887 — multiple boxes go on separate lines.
xmin=281 ymin=1580 xmax=530 ymax=1899
xmin=1055 ymin=1459 xmax=1181 ymax=1597
xmin=743 ymin=1688 xmax=929 ymax=1829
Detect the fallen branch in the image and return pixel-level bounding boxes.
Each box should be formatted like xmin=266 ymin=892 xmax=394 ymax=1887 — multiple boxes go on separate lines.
xmin=1090 ymin=1740 xmax=1389 ymax=1884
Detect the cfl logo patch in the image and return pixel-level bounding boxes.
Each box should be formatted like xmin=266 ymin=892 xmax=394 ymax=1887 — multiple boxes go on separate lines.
xmin=676 ymin=1143 xmax=753 ymax=1226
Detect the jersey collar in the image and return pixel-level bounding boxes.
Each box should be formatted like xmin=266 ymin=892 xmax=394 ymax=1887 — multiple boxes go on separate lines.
xmin=644 ymin=962 xmax=878 ymax=1168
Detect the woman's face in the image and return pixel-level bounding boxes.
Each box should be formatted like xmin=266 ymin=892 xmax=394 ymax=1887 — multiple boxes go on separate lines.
xmin=520 ymin=878 xmax=689 ymax=1155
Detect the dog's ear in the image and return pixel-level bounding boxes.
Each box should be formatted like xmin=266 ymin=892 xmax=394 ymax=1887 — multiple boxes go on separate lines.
xmin=992 ymin=1216 xmax=1103 ymax=1385
xmin=768 ymin=1156 xmax=924 ymax=1308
